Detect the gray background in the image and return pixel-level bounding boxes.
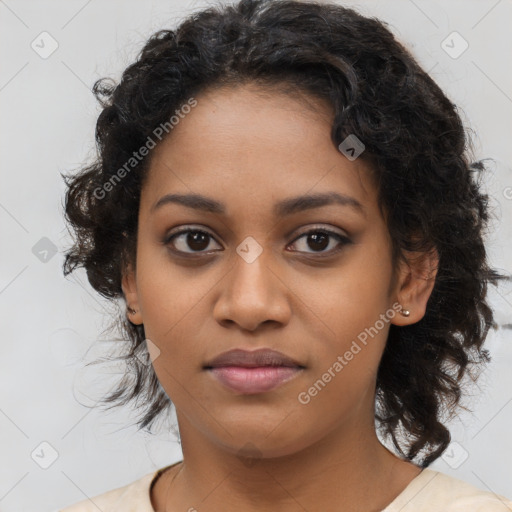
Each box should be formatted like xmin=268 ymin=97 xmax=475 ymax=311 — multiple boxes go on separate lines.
xmin=0 ymin=0 xmax=511 ymax=510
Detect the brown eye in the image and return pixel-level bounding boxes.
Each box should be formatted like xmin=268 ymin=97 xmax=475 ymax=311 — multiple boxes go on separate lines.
xmin=288 ymin=229 xmax=351 ymax=255
xmin=163 ymin=225 xmax=351 ymax=258
xmin=165 ymin=229 xmax=221 ymax=254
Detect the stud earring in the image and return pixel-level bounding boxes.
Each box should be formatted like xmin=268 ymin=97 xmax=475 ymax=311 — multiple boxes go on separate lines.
xmin=399 ymin=305 xmax=410 ymax=317
xmin=127 ymin=306 xmax=138 ymax=315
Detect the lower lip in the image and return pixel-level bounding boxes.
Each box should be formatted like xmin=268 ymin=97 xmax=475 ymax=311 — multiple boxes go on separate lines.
xmin=208 ymin=366 xmax=302 ymax=394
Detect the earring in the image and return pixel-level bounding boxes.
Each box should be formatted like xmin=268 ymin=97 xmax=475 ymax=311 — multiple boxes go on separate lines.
xmin=127 ymin=306 xmax=138 ymax=315
xmin=399 ymin=305 xmax=410 ymax=317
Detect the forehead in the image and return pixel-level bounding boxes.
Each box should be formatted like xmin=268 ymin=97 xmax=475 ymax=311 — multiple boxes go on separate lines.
xmin=141 ymin=83 xmax=377 ymax=218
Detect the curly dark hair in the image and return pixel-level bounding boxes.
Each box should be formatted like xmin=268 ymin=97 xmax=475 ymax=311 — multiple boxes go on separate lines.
xmin=61 ymin=0 xmax=509 ymax=468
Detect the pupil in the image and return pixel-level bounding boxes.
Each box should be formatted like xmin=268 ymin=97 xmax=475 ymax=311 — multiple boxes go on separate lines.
xmin=309 ymin=232 xmax=328 ymax=251
xmin=188 ymin=232 xmax=209 ymax=251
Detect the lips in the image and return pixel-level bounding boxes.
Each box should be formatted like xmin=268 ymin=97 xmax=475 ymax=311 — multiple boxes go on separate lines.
xmin=204 ymin=348 xmax=304 ymax=369
xmin=204 ymin=348 xmax=305 ymax=394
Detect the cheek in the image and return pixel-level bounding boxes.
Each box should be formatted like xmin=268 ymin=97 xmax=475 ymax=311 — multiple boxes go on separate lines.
xmin=133 ymin=248 xmax=204 ymax=377
xmin=135 ymin=235 xmax=212 ymax=334
xmin=295 ymin=238 xmax=394 ymax=397
xmin=295 ymin=285 xmax=391 ymax=429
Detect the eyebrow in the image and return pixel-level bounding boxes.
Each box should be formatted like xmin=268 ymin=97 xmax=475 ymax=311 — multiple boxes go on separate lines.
xmin=150 ymin=191 xmax=366 ymax=218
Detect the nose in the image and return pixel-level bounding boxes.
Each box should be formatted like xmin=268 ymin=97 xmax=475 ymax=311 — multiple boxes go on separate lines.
xmin=212 ymin=247 xmax=292 ymax=333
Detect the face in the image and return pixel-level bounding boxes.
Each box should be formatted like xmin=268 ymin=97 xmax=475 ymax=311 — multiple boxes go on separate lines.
xmin=122 ymin=83 xmax=435 ymax=459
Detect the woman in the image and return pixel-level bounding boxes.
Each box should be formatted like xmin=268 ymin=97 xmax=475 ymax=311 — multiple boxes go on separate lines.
xmin=59 ymin=0 xmax=512 ymax=510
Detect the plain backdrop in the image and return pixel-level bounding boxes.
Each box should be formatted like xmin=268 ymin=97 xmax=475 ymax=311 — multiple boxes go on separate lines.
xmin=0 ymin=0 xmax=511 ymax=510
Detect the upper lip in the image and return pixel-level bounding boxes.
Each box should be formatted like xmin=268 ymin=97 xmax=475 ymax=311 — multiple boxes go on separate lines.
xmin=204 ymin=348 xmax=304 ymax=369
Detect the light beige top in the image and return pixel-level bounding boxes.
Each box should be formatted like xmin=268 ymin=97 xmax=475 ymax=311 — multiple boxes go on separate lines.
xmin=59 ymin=463 xmax=512 ymax=511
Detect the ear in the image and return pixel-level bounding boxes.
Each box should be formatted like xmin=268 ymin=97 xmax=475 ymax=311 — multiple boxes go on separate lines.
xmin=390 ymin=246 xmax=439 ymax=326
xmin=121 ymin=263 xmax=143 ymax=325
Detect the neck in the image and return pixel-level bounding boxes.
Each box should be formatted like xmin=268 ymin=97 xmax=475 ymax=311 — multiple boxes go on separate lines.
xmin=152 ymin=414 xmax=421 ymax=512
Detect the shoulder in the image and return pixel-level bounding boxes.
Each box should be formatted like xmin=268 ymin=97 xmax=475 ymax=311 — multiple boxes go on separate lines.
xmin=385 ymin=468 xmax=512 ymax=512
xmin=58 ymin=469 xmax=159 ymax=512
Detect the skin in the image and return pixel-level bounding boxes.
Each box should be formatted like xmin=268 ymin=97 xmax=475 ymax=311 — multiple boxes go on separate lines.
xmin=122 ymin=83 xmax=438 ymax=512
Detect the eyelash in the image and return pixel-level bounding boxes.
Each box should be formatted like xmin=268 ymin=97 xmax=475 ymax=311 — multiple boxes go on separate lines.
xmin=163 ymin=225 xmax=351 ymax=258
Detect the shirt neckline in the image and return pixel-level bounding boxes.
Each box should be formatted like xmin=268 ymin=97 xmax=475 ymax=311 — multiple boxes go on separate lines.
xmin=147 ymin=460 xmax=183 ymax=510
xmin=145 ymin=462 xmax=438 ymax=512
xmin=380 ymin=468 xmax=441 ymax=511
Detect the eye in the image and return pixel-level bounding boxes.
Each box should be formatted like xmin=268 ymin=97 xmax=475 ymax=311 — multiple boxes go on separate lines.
xmin=287 ymin=227 xmax=351 ymax=255
xmin=163 ymin=225 xmax=351 ymax=257
xmin=164 ymin=227 xmax=222 ymax=255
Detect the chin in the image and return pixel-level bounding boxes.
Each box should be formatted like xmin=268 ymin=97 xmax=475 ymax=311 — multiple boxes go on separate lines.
xmin=208 ymin=417 xmax=318 ymax=461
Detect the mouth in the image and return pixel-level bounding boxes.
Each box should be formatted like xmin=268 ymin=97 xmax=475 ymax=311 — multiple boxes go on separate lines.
xmin=203 ymin=348 xmax=305 ymax=394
